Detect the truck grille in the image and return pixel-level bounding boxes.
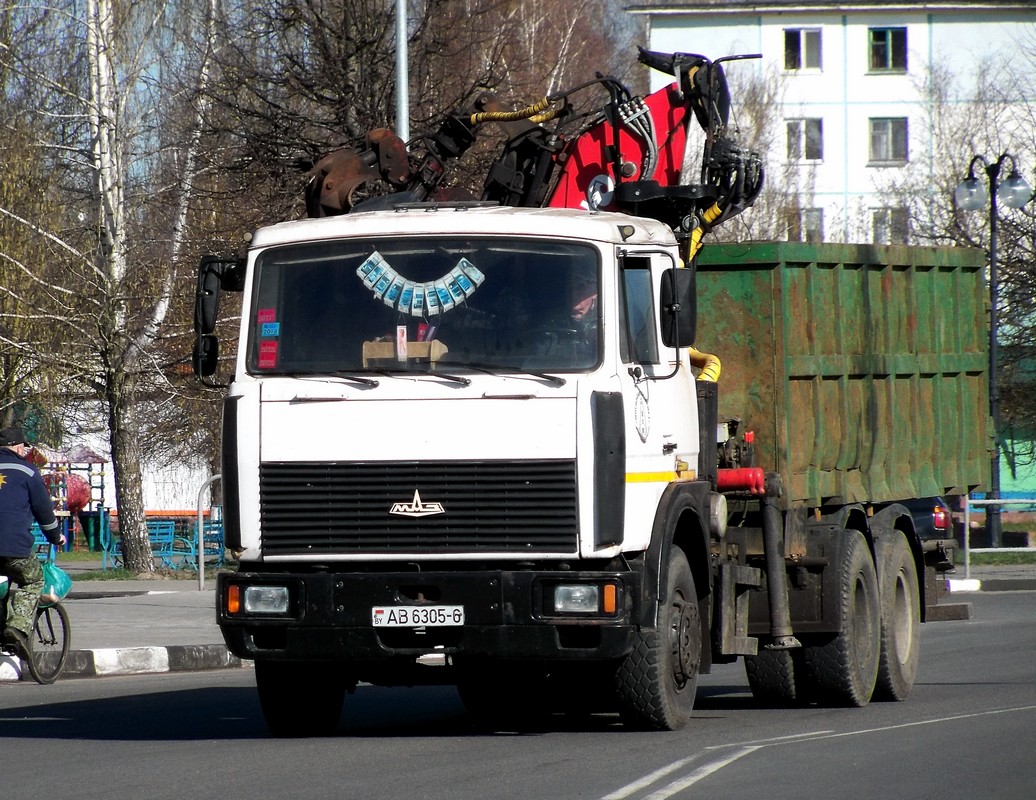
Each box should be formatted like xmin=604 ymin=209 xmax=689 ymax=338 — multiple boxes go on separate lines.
xmin=259 ymin=460 xmax=578 ymax=555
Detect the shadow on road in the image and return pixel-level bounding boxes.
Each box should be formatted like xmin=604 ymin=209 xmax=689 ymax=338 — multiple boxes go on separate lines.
xmin=0 ymin=679 xmax=764 ymax=741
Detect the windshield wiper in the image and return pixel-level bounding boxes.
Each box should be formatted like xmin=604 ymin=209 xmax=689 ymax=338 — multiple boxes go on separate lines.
xmin=440 ymin=361 xmax=567 ymax=387
xmin=373 ymin=368 xmax=471 ymax=387
xmin=326 ymin=372 xmax=380 ymax=387
xmin=267 ymin=371 xmax=380 ymax=388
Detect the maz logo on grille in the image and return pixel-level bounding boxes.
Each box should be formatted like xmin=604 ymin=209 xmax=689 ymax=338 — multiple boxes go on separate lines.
xmin=389 ymin=489 xmax=445 ymax=518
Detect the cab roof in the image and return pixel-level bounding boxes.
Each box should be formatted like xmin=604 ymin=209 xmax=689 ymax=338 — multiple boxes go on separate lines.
xmin=249 ymin=205 xmax=678 ymax=250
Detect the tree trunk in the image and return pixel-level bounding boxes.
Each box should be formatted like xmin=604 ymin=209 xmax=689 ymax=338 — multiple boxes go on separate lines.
xmin=107 ymin=376 xmax=154 ymax=573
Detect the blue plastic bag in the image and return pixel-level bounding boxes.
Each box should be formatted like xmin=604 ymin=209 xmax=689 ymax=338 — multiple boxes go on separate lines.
xmin=41 ymin=561 xmax=72 ymax=606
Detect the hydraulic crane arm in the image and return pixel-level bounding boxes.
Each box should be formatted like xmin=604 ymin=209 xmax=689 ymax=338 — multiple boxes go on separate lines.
xmin=304 ymin=49 xmax=763 ymax=258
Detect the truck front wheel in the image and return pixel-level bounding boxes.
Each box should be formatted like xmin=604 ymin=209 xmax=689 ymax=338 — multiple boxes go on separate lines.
xmin=874 ymin=530 xmax=920 ymax=700
xmin=615 ymin=545 xmax=701 ymax=730
xmin=254 ymin=660 xmax=346 ymax=737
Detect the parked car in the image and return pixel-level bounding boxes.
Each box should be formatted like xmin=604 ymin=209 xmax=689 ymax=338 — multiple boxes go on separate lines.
xmin=903 ymin=496 xmax=958 ymax=573
xmin=903 ymin=496 xmax=955 ymax=540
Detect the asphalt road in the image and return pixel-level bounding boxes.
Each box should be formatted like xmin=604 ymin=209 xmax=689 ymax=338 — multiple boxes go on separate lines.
xmin=1 ymin=591 xmax=1033 ymax=800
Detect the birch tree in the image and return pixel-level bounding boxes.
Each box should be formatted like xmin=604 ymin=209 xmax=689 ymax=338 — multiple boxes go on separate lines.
xmin=0 ymin=0 xmax=221 ymax=572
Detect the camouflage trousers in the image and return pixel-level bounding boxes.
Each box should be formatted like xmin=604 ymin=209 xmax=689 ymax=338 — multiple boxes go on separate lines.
xmin=1 ymin=556 xmax=42 ymax=636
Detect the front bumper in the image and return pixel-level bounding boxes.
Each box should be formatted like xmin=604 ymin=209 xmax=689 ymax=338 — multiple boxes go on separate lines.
xmin=217 ymin=567 xmax=639 ymax=663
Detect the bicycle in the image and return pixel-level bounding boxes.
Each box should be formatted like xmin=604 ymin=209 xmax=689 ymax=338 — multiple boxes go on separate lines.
xmin=0 ymin=571 xmax=72 ymax=685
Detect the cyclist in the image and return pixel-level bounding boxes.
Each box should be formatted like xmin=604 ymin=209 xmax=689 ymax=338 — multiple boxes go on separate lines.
xmin=0 ymin=427 xmax=64 ymax=657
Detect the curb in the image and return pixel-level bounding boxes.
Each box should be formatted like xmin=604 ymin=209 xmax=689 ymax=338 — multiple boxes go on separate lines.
xmin=0 ymin=644 xmax=248 ymax=683
xmin=947 ymin=578 xmax=1036 ymax=593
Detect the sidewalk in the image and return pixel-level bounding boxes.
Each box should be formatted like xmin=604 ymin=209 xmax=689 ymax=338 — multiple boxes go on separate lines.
xmin=1 ymin=558 xmax=244 ymax=682
xmin=2 ymin=557 xmax=1034 ymax=683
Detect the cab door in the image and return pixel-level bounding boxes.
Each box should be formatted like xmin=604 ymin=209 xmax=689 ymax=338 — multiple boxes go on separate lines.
xmin=615 ymin=249 xmax=697 ymax=549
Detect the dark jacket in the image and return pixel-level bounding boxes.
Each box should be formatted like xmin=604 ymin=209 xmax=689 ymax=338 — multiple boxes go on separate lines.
xmin=0 ymin=447 xmax=60 ymax=557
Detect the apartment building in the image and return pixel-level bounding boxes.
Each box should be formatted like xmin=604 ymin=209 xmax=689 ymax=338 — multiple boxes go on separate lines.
xmin=628 ymin=1 xmax=1036 ymax=243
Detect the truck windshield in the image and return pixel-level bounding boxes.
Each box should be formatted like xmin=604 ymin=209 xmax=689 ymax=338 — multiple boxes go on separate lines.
xmin=247 ymin=236 xmax=601 ymax=375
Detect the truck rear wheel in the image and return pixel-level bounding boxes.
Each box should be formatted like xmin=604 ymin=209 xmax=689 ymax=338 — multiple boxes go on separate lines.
xmin=615 ymin=545 xmax=701 ymax=730
xmin=800 ymin=530 xmax=880 ymax=706
xmin=874 ymin=530 xmax=920 ymax=701
xmin=744 ymin=647 xmax=811 ymax=706
xmin=254 ymin=660 xmax=346 ymax=737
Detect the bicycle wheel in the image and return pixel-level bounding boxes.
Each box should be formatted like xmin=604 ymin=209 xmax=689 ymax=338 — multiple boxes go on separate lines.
xmin=26 ymin=602 xmax=70 ymax=684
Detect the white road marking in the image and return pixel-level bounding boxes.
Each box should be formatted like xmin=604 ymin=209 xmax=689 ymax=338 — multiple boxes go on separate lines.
xmin=600 ymin=705 xmax=1036 ymax=799
xmin=601 ymin=732 xmax=831 ymax=800
xmin=639 ymin=746 xmax=760 ymax=800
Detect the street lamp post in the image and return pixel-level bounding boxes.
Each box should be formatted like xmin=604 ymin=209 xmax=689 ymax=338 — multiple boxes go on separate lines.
xmin=954 ymin=154 xmax=1033 ymax=547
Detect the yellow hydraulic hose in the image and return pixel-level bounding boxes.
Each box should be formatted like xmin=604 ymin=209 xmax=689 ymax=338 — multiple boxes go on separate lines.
xmin=470 ymin=97 xmax=552 ymax=126
xmin=529 ymin=108 xmax=563 ymax=124
xmin=689 ymin=347 xmax=721 ymax=382
xmin=686 ymin=202 xmax=724 ymax=260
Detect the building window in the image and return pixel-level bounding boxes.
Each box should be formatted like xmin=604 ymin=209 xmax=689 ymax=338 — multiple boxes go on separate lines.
xmin=873 ymin=207 xmax=909 ymax=244
xmin=787 ymin=118 xmax=824 ymax=161
xmin=785 ymin=28 xmax=822 ymax=70
xmin=869 ymin=118 xmax=908 ymax=164
xmin=869 ymin=27 xmax=907 ymax=71
xmin=787 ymin=207 xmax=824 ymax=243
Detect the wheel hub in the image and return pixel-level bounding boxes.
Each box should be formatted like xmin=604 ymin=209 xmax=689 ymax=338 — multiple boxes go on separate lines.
xmin=672 ymin=601 xmax=699 ymax=680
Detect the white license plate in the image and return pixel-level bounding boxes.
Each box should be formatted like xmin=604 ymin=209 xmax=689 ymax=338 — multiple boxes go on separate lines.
xmin=371 ymin=605 xmax=465 ymax=627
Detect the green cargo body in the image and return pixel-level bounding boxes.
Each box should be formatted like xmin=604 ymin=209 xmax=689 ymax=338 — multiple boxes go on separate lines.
xmin=695 ymin=242 xmax=989 ymax=508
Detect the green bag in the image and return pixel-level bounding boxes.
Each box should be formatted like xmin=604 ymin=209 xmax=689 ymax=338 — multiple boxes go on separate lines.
xmin=41 ymin=561 xmax=72 ymax=606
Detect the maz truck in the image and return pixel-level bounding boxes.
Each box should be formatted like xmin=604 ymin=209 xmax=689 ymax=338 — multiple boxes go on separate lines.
xmin=193 ymin=50 xmax=987 ymax=735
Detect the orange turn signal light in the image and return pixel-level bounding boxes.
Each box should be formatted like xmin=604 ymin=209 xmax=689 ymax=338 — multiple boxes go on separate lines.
xmin=226 ymin=584 xmax=241 ymax=614
xmin=603 ymin=583 xmax=617 ymax=614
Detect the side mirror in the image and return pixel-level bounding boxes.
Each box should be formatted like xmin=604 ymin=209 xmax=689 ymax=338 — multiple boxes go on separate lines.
xmin=192 ymin=334 xmax=219 ymax=378
xmin=660 ymin=267 xmax=696 ymax=348
xmin=195 ymin=256 xmax=245 ymax=335
xmin=196 ymin=257 xmax=223 ymax=335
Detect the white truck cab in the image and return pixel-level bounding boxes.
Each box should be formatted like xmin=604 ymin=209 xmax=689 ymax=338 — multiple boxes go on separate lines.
xmin=202 ymin=204 xmax=724 ymax=734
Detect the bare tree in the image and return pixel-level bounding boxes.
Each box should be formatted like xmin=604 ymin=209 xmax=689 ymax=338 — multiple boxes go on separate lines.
xmin=885 ymin=47 xmax=1036 ymax=474
xmin=0 ymin=0 xmax=222 ymax=572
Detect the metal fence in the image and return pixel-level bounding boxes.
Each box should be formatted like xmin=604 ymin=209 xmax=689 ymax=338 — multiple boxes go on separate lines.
xmin=961 ymin=496 xmax=1036 ymax=579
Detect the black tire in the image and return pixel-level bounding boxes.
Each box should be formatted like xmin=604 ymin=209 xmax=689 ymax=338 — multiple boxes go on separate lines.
xmin=26 ymin=602 xmax=71 ymax=685
xmin=744 ymin=647 xmax=813 ymax=706
xmin=254 ymin=660 xmax=346 ymax=737
xmin=800 ymin=530 xmax=880 ymax=706
xmin=874 ymin=530 xmax=920 ymax=701
xmin=615 ymin=546 xmax=701 ymax=730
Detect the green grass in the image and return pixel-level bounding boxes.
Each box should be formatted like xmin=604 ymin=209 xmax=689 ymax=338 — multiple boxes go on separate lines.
xmin=55 ymin=549 xmax=109 ymax=562
xmin=964 ymin=551 xmax=1036 ymax=566
xmin=71 ymin=566 xmax=232 ymax=581
xmin=72 ymin=568 xmax=139 ymax=580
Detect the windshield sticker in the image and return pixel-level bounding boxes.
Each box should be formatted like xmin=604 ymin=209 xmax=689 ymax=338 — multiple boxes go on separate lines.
xmin=261 ymin=321 xmax=280 ymax=338
xmin=356 ymin=250 xmax=483 ymax=316
xmin=257 ymin=308 xmax=276 ymax=324
xmin=258 ymin=340 xmax=279 ymax=369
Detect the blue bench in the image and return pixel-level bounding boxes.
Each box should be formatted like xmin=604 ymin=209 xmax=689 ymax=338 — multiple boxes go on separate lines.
xmin=31 ymin=523 xmax=56 ymax=560
xmin=105 ymin=520 xmax=194 ymax=570
xmin=147 ymin=520 xmax=194 ymax=569
xmin=178 ymin=520 xmax=225 ymax=570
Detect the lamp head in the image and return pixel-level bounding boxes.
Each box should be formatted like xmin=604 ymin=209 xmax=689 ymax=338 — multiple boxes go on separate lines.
xmin=954 ymin=176 xmax=988 ymax=212
xmin=998 ymin=169 xmax=1033 ymax=209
